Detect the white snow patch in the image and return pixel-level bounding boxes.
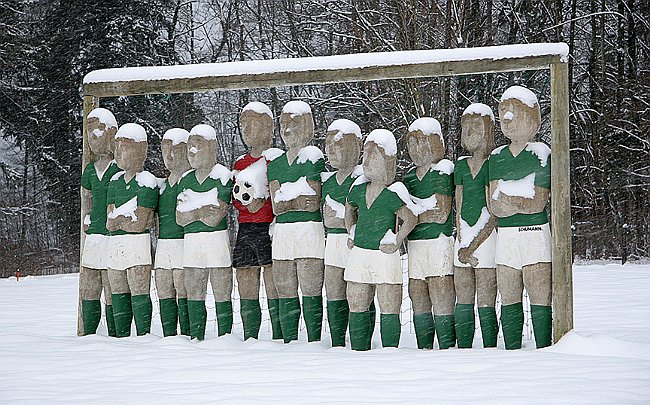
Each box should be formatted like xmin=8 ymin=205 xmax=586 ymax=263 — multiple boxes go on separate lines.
xmin=352 ymin=165 xmax=364 ymax=178
xmin=365 ymin=129 xmax=397 ymax=156
xmin=296 ymin=146 xmax=323 ymax=164
xmin=459 ymin=207 xmax=491 ymax=248
xmin=327 ymin=119 xmax=362 ymax=140
xmin=387 ymin=182 xmax=421 ymax=215
xmin=380 ymin=229 xmax=397 ymax=246
xmin=348 ymin=223 xmax=356 ymax=239
xmin=503 ymin=111 xmax=514 ymax=120
xmin=408 ymin=117 xmax=442 ymax=137
xmin=262 ymin=148 xmax=284 ymax=162
xmin=430 ymin=159 xmax=454 ymax=175
xmin=83 ymin=215 xmax=91 ymax=226
xmin=282 ymin=100 xmax=311 ymax=117
xmin=108 ymin=196 xmax=138 ymax=222
xmin=273 ymin=177 xmax=316 ymax=203
xmin=500 ymin=85 xmax=539 ymax=108
xmin=177 ymin=189 xmax=220 ymax=212
xmin=163 ymin=128 xmax=190 ymax=145
xmin=492 ymin=173 xmax=536 ymax=199
xmin=491 ymin=145 xmax=507 ymax=155
xmin=525 ymin=142 xmax=551 ymax=167
xmin=242 ymin=102 xmax=273 ymax=117
xmin=135 ymin=171 xmax=157 ymax=189
xmin=189 ymin=124 xmax=217 ymax=141
xmin=110 ymin=171 xmax=125 ymax=182
xmin=351 ymin=174 xmax=369 ymax=187
xmin=320 ymin=171 xmax=336 ymax=182
xmin=462 ymin=103 xmax=494 ymax=121
xmin=115 ymin=123 xmax=146 ymax=142
xmin=234 ymin=159 xmax=269 ymax=199
xmin=209 ymin=164 xmax=232 ymax=186
xmin=411 ymin=194 xmax=438 ymax=215
xmin=325 ymin=195 xmax=346 ymax=219
xmin=87 ymin=108 xmax=117 ymax=129
xmin=458 ymin=155 xmax=470 ymax=161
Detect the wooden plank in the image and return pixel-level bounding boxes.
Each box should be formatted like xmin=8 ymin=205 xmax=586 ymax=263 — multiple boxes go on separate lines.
xmin=77 ymin=95 xmax=99 ymax=336
xmin=550 ymin=62 xmax=573 ymax=342
xmin=83 ymin=54 xmax=564 ymax=98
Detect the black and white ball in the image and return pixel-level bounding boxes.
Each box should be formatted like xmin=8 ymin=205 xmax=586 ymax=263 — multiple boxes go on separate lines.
xmin=233 ymin=179 xmax=255 ymax=205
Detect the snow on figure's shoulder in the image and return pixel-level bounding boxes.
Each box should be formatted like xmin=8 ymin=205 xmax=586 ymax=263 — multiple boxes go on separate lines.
xmin=352 ymin=175 xmax=369 ymax=187
xmin=457 ymin=155 xmax=471 ymax=161
xmin=365 ymin=129 xmax=397 ymax=156
xmin=297 ymin=146 xmax=324 ymax=164
xmin=351 ymin=165 xmax=364 ymax=178
xmin=321 ymin=171 xmax=336 ymax=182
xmin=526 ymin=142 xmax=551 ymax=167
xmin=180 ymin=169 xmax=194 ymax=180
xmin=136 ymin=171 xmax=157 ymax=189
xmin=431 ymin=159 xmax=454 ymax=175
xmin=235 ymin=154 xmax=247 ymax=162
xmin=387 ymin=182 xmax=412 ymax=203
xmin=111 ymin=171 xmax=125 ymax=182
xmin=209 ymin=164 xmax=232 ymax=185
xmin=262 ymin=148 xmax=284 ymax=162
xmin=157 ymin=177 xmax=166 ymax=194
xmin=500 ymin=85 xmax=539 ymax=108
xmin=491 ymin=145 xmax=507 ymax=155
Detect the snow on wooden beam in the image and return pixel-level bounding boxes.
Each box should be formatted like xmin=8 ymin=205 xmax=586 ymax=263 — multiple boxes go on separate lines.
xmin=83 ymin=43 xmax=569 ymax=97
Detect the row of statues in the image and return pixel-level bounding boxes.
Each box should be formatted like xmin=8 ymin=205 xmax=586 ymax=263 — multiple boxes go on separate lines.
xmin=79 ymin=85 xmax=552 ymax=350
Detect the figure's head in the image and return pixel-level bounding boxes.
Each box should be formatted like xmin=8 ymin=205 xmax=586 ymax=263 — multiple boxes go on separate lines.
xmin=362 ymin=129 xmax=397 ymax=186
xmin=161 ymin=128 xmax=190 ymax=172
xmin=114 ymin=123 xmax=147 ymax=171
xmin=461 ymin=103 xmax=495 ymax=157
xmin=406 ymin=118 xmax=445 ymax=167
xmin=240 ymin=102 xmax=273 ymax=151
xmin=187 ymin=124 xmax=218 ymax=170
xmin=279 ymin=101 xmax=314 ymax=149
xmin=498 ymin=86 xmax=541 ymax=144
xmin=325 ymin=119 xmax=362 ymax=171
xmin=86 ymin=108 xmax=118 ymax=156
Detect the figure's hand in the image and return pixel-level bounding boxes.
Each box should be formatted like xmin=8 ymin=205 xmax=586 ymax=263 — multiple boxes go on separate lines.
xmin=323 ymin=204 xmax=345 ymax=229
xmin=294 ymin=194 xmax=319 ymax=212
xmin=458 ymin=247 xmax=479 ymax=267
xmin=246 ymin=198 xmax=266 ymax=213
xmin=379 ymin=242 xmax=399 ymax=254
xmin=347 ymin=238 xmax=355 ymax=249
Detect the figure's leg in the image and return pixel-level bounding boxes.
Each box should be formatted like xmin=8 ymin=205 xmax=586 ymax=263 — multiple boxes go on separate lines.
xmin=100 ymin=270 xmax=116 ymax=337
xmin=453 ymin=266 xmax=476 ymax=348
xmin=236 ymin=266 xmax=262 ymax=340
xmin=476 ymin=267 xmax=498 ymax=348
xmin=429 ymin=275 xmax=456 ymax=349
xmin=108 ymin=269 xmax=132 ymax=337
xmin=155 ymin=268 xmax=178 ymax=337
xmin=497 ymin=265 xmax=524 ymax=349
xmin=347 ymin=281 xmax=375 ymax=351
xmin=79 ymin=268 xmax=103 ymax=335
xmin=127 ymin=265 xmax=152 ymax=336
xmin=325 ymin=265 xmax=348 ymax=347
xmin=262 ymin=264 xmax=282 ymax=340
xmin=377 ymin=283 xmax=402 ymax=348
xmin=523 ymin=262 xmax=552 ymax=348
xmin=173 ymin=269 xmax=189 ymax=336
xmin=184 ymin=267 xmax=209 ymax=340
xmin=297 ymin=258 xmax=325 ymax=342
xmin=272 ymin=259 xmax=300 ymax=343
xmin=408 ymin=278 xmax=434 ymax=350
xmin=210 ymin=266 xmax=233 ymax=336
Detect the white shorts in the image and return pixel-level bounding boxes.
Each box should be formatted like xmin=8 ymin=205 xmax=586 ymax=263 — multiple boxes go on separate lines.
xmin=107 ymin=233 xmax=152 ymax=271
xmin=453 ymin=229 xmax=497 ymax=269
xmin=81 ymin=234 xmax=109 ymax=270
xmin=408 ymin=235 xmax=454 ymax=279
xmin=324 ymin=233 xmax=350 ymax=268
xmin=495 ymin=223 xmax=552 ymax=270
xmin=272 ymin=222 xmax=325 ymax=260
xmin=154 ymin=238 xmax=184 ymax=270
xmin=183 ymin=230 xmax=232 ymax=268
xmin=345 ymin=246 xmax=402 ymax=285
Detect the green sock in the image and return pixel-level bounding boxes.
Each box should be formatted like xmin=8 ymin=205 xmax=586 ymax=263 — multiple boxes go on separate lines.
xmin=302 ymin=295 xmax=323 ymax=342
xmin=478 ymin=306 xmax=498 ymax=348
xmin=81 ymin=299 xmax=101 ymax=335
xmin=455 ymin=303 xmax=475 ymax=349
xmin=327 ymin=300 xmax=349 ymax=347
xmin=111 ymin=293 xmax=133 ymax=338
xmin=349 ymin=311 xmax=371 ymax=351
xmin=380 ymin=313 xmax=401 ymax=348
xmin=177 ymin=298 xmax=190 ymax=336
xmin=501 ymin=302 xmax=524 ymax=350
xmin=240 ymin=299 xmax=262 ymax=340
xmin=530 ymin=304 xmax=552 ymax=348
xmin=279 ymin=297 xmax=301 ymax=343
xmin=368 ymin=301 xmax=376 ymax=349
xmin=267 ymin=298 xmax=283 ymax=340
xmin=105 ymin=304 xmax=117 ymax=337
xmin=131 ymin=294 xmax=152 ymax=336
xmin=159 ymin=298 xmax=178 ymax=337
xmin=187 ymin=299 xmax=207 ymax=340
xmin=413 ymin=312 xmax=434 ymax=350
xmin=215 ymin=301 xmax=233 ymax=336
xmin=435 ymin=314 xmax=456 ymax=349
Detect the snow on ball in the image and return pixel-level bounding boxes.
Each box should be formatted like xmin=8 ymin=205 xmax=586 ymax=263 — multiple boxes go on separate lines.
xmin=233 ymin=178 xmax=255 ymax=206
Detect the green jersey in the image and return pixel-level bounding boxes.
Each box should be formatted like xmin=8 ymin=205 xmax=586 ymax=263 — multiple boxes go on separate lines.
xmin=267 ymin=146 xmax=325 ymax=224
xmin=403 ymin=160 xmax=454 ymax=240
xmin=81 ymin=160 xmax=121 ymax=236
xmin=106 ymin=170 xmax=159 ymax=236
xmin=488 ymin=142 xmax=551 ymax=227
xmin=454 ymin=157 xmax=489 ymax=226
xmin=177 ymin=165 xmax=233 ymax=234
xmin=158 ymin=178 xmax=184 ymax=240
xmin=321 ymin=167 xmax=361 ymax=234
xmin=347 ymin=180 xmax=405 ymax=250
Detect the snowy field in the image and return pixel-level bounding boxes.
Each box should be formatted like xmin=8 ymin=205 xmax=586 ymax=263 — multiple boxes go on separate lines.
xmin=1 ymin=263 xmax=649 ymax=404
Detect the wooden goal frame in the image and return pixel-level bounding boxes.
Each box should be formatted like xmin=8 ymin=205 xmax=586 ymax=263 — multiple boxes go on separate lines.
xmin=78 ymin=43 xmax=573 ymax=343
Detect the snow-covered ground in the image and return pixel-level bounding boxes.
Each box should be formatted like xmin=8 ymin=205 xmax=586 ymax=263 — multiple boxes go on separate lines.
xmin=1 ymin=263 xmax=649 ymax=403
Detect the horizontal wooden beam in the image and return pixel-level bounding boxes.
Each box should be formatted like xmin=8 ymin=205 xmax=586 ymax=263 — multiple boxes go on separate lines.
xmin=83 ymin=43 xmax=568 ymax=97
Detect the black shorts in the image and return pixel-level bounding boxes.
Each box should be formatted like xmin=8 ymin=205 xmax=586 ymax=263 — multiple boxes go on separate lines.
xmin=232 ymin=222 xmax=273 ymax=268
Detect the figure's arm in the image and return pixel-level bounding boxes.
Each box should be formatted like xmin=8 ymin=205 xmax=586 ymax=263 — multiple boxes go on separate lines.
xmin=269 ymin=180 xmax=293 ymax=215
xmin=503 ymin=187 xmax=550 ymax=214
xmin=454 ymin=185 xmax=462 ymax=236
xmin=246 ymin=198 xmax=266 ymax=213
xmin=197 ymin=202 xmax=228 ymax=227
xmin=380 ymin=206 xmax=417 ymax=254
xmin=81 ymin=188 xmax=92 ymax=232
xmin=118 ymin=207 xmax=155 ymax=233
xmin=106 ymin=204 xmax=123 ymax=231
xmin=291 ymin=179 xmax=321 ymax=213
xmin=345 ymin=201 xmax=358 ymax=249
xmin=488 ymin=180 xmax=519 ymax=218
xmin=176 ymin=209 xmax=195 ymax=227
xmin=458 ymin=216 xmax=497 ymax=267
xmin=418 ymin=194 xmax=452 ymax=224
xmin=323 ymin=202 xmax=345 ymax=229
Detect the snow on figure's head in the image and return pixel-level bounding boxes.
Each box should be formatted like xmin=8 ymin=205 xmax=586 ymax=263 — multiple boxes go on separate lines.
xmin=499 ymin=86 xmax=541 ymax=144
xmin=280 ymin=100 xmax=313 ymax=150
xmin=189 ymin=124 xmax=217 ymax=141
xmin=163 ymin=128 xmax=190 ymax=145
xmin=114 ymin=123 xmax=148 ymax=171
xmin=363 ymin=129 xmax=397 ymax=186
xmin=240 ymin=102 xmax=273 ymax=152
xmin=87 ymin=108 xmax=118 ymax=130
xmin=461 ymin=103 xmax=495 ymax=157
xmin=406 ymin=118 xmax=445 ymax=167
xmin=187 ymin=124 xmax=217 ymax=170
xmin=325 ymin=119 xmax=362 ymax=171
xmin=86 ymin=108 xmax=118 ymax=156
xmin=161 ymin=128 xmax=190 ymax=173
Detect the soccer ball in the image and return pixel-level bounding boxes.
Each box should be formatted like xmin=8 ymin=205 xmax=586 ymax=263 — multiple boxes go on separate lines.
xmin=233 ymin=179 xmax=255 ymax=205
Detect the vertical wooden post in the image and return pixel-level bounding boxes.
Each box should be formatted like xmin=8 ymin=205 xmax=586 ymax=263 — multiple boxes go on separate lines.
xmin=550 ymin=62 xmax=573 ymax=342
xmin=77 ymin=94 xmax=100 ymax=335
